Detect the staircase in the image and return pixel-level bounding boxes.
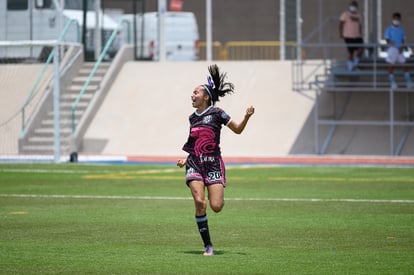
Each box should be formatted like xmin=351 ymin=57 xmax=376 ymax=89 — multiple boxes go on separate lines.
xmin=19 ymin=62 xmax=110 ymax=155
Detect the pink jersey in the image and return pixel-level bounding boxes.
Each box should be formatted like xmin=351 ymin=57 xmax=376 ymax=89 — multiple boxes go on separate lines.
xmin=182 ymin=106 xmax=232 ymax=157
xmin=340 ymin=11 xmax=362 ymax=38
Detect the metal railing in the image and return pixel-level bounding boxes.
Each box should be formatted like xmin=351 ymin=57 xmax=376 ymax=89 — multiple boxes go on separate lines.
xmin=71 ymin=19 xmax=130 ymax=135
xmin=225 ymin=41 xmax=297 ymax=60
xmin=198 ymin=41 xmax=298 ymax=60
xmin=297 ymin=42 xmax=414 ymax=155
xmin=20 ymin=19 xmax=80 ymax=137
xmin=297 ymin=42 xmax=414 ymax=89
xmin=198 ymin=41 xmax=225 ymax=60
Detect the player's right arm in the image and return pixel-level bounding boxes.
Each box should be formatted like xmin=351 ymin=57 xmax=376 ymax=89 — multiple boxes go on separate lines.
xmin=177 ymin=158 xmax=187 ymax=168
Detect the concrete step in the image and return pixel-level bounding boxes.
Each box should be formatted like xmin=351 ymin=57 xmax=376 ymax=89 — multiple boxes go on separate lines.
xmin=33 ymin=128 xmax=72 ymax=137
xmin=57 ymin=104 xmax=89 ymax=112
xmin=60 ymin=102 xmax=88 ymax=111
xmin=27 ymin=137 xmax=55 ymax=146
xmin=79 ymin=68 xmax=107 ymax=76
xmin=72 ymin=76 xmax=103 ymax=86
xmin=20 ymin=144 xmax=70 ymax=155
xmin=66 ymin=85 xmax=99 ymax=92
xmin=20 ymin=146 xmax=54 ymax=154
xmin=83 ymin=62 xmax=110 ymax=69
xmin=61 ymin=93 xmax=93 ymax=101
xmin=46 ymin=110 xmax=84 ymax=117
xmin=41 ymin=119 xmax=79 ymax=127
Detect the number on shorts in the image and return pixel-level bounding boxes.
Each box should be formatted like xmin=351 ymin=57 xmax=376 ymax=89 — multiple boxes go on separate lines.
xmin=208 ymin=171 xmax=222 ymax=181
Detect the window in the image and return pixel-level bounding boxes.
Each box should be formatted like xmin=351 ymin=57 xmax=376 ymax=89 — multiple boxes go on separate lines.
xmin=7 ymin=0 xmax=28 ymax=10
xmin=65 ymin=0 xmax=94 ymax=10
xmin=35 ymin=0 xmax=54 ymax=9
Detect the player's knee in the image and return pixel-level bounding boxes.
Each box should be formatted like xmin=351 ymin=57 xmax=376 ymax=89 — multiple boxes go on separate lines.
xmin=210 ymin=201 xmax=224 ymax=213
xmin=195 ymin=198 xmax=207 ymax=212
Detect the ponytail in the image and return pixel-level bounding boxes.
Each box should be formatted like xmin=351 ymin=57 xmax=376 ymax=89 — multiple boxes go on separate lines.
xmin=203 ymin=64 xmax=234 ymax=105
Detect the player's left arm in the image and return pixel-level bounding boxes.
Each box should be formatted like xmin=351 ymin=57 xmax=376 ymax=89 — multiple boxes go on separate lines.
xmin=227 ymin=106 xmax=255 ymax=134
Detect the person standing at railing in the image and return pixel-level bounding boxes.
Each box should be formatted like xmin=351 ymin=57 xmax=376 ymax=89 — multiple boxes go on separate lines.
xmin=384 ymin=12 xmax=413 ymax=89
xmin=339 ymin=1 xmax=364 ymax=71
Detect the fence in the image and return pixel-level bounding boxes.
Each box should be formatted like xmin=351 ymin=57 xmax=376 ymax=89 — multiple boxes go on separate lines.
xmin=198 ymin=41 xmax=298 ymax=61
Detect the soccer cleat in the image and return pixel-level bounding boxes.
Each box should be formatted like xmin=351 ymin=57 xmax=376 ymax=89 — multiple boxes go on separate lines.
xmin=203 ymin=245 xmax=214 ymax=256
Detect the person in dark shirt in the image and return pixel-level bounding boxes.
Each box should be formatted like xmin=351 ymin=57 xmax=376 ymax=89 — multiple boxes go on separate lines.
xmin=177 ymin=64 xmax=254 ymax=256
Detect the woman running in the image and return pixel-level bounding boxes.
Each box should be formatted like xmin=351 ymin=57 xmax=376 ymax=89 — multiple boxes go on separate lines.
xmin=177 ymin=64 xmax=254 ymax=256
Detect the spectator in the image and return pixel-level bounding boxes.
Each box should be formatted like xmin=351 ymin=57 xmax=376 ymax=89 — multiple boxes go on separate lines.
xmin=384 ymin=12 xmax=413 ymax=89
xmin=339 ymin=1 xmax=364 ymax=71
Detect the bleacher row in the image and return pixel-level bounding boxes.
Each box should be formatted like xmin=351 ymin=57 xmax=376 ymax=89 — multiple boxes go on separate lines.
xmin=312 ymin=57 xmax=414 ymax=155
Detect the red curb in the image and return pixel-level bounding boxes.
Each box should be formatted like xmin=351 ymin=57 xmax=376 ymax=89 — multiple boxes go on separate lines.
xmin=126 ymin=155 xmax=414 ymax=166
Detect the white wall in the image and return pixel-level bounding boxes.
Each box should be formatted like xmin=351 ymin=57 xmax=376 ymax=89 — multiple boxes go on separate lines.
xmin=0 ymin=64 xmax=52 ymax=154
xmin=83 ymin=61 xmax=316 ymax=157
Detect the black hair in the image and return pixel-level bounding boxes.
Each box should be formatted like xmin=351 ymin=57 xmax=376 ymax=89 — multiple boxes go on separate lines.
xmin=393 ymin=12 xmax=401 ymax=19
xmin=203 ymin=64 xmax=235 ymax=106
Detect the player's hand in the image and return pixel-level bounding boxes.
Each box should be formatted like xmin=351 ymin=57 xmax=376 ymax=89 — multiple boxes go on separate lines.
xmin=245 ymin=106 xmax=255 ymax=118
xmin=176 ymin=158 xmax=186 ymax=168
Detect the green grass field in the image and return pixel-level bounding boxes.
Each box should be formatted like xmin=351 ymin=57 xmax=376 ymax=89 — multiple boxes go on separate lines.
xmin=1 ymin=164 xmax=413 ymax=274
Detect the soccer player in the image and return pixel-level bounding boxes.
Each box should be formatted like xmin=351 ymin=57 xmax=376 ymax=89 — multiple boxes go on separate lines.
xmin=176 ymin=64 xmax=254 ymax=256
xmin=339 ymin=1 xmax=364 ymax=71
xmin=384 ymin=12 xmax=413 ymax=89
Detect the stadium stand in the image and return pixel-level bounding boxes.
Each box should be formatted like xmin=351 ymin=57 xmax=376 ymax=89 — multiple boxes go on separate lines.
xmin=311 ymin=56 xmax=414 ymax=155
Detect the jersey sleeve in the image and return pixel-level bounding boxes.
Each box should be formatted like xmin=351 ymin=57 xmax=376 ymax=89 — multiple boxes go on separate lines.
xmin=217 ymin=108 xmax=231 ymax=126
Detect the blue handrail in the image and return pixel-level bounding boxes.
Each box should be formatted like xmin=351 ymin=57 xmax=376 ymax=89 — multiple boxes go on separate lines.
xmin=71 ymin=19 xmax=130 ymax=134
xmin=20 ymin=19 xmax=80 ymax=137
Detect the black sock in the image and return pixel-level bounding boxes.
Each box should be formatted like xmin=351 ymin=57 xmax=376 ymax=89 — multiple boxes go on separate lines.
xmin=196 ymin=215 xmax=212 ymax=247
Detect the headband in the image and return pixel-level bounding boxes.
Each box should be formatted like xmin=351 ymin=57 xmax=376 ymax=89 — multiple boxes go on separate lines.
xmin=203 ymin=76 xmax=215 ymax=104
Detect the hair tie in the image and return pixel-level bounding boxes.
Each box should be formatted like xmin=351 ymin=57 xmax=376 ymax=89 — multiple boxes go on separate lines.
xmin=207 ymin=76 xmax=215 ymax=89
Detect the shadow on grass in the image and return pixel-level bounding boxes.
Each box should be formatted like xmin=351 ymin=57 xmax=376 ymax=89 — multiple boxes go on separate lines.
xmin=182 ymin=250 xmax=247 ymax=256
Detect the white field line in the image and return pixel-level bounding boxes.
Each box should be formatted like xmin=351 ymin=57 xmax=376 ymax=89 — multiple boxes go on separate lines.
xmin=3 ymin=168 xmax=414 ymax=182
xmin=0 ymin=194 xmax=413 ymax=204
xmin=0 ymin=166 xmax=265 ymax=174
xmin=0 ymin=168 xmax=179 ymax=174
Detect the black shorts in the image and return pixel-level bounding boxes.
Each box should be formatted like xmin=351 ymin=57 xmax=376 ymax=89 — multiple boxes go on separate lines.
xmin=185 ymin=154 xmax=226 ymax=187
xmin=344 ymin=37 xmax=364 ymax=54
